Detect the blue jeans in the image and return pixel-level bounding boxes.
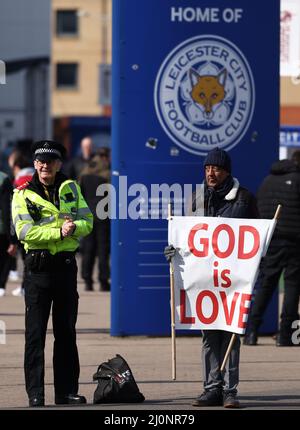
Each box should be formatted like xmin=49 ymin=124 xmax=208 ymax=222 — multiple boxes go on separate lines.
xmin=202 ymin=330 xmax=240 ymax=394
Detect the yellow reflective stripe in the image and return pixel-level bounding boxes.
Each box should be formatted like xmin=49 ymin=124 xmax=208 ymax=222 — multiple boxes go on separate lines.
xmin=76 ymin=207 xmax=92 ymax=221
xmin=77 ymin=216 xmax=91 ymax=222
xmin=68 ymin=182 xmax=78 ymax=199
xmin=36 ymin=215 xmax=56 ymax=225
xmin=77 ymin=207 xmax=91 ymax=215
xmin=13 ymin=214 xmax=33 ymax=226
xmin=19 ymin=223 xmax=33 ymax=240
xmin=58 ymin=213 xmax=74 ymax=220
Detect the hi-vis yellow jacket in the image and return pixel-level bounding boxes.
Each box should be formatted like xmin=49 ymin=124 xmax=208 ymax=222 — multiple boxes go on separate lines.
xmin=12 ymin=179 xmax=93 ymax=254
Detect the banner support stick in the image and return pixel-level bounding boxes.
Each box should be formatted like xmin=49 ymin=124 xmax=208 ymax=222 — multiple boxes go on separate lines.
xmin=168 ymin=203 xmax=176 ymax=380
xmin=220 ymin=204 xmax=282 ymax=372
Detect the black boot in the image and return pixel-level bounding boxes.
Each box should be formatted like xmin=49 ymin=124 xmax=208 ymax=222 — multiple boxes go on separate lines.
xmin=99 ymin=280 xmax=110 ymax=291
xmin=192 ymin=389 xmax=223 ymax=407
xmin=276 ymin=333 xmax=295 ymax=346
xmin=55 ymin=393 xmax=87 ymax=405
xmin=243 ymin=330 xmax=258 ymax=345
xmin=84 ymin=282 xmax=94 ymax=291
xmin=29 ymin=396 xmax=45 ymax=407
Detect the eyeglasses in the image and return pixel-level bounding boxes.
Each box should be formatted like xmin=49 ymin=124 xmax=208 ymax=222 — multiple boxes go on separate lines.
xmin=35 ymin=159 xmax=57 ymax=166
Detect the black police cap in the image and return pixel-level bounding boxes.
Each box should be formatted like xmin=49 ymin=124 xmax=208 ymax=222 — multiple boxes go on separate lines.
xmin=31 ymin=140 xmax=66 ymax=162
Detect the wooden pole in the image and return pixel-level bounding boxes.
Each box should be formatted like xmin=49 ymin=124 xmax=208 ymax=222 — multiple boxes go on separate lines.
xmin=168 ymin=203 xmax=176 ymax=380
xmin=220 ymin=204 xmax=282 ymax=372
xmin=274 ymin=204 xmax=282 ymax=220
xmin=220 ymin=333 xmax=236 ymax=372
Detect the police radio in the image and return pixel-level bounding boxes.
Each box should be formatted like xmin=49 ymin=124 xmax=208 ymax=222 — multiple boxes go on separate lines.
xmin=25 ymin=198 xmax=42 ymax=222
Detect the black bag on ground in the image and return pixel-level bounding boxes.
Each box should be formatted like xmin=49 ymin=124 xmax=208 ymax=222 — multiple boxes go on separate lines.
xmin=93 ymin=354 xmax=145 ymax=403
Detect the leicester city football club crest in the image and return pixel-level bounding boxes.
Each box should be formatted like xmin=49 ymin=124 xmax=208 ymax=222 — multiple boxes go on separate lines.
xmin=154 ymin=35 xmax=255 ymax=156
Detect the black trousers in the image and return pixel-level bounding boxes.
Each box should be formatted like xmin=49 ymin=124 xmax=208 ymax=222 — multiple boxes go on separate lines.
xmin=81 ymin=220 xmax=110 ymax=286
xmin=0 ymin=234 xmax=13 ymax=289
xmin=24 ymin=252 xmax=80 ymax=399
xmin=248 ymin=238 xmax=300 ymax=339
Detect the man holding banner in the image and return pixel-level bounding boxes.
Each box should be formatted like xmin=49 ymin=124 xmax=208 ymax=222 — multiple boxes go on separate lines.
xmin=165 ymin=148 xmax=276 ymax=408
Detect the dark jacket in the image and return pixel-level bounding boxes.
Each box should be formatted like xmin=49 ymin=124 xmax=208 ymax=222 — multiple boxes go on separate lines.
xmin=0 ymin=171 xmax=16 ymax=242
xmin=257 ymin=159 xmax=300 ymax=238
xmin=64 ymin=155 xmax=94 ymax=181
xmin=80 ymin=174 xmax=108 ymax=221
xmin=192 ymin=178 xmax=259 ymax=219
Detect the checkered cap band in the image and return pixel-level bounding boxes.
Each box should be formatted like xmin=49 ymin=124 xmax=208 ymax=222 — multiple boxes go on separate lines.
xmin=34 ymin=148 xmax=61 ymax=158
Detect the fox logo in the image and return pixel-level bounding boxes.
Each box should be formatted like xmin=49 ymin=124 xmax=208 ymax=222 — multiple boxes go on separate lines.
xmin=154 ymin=35 xmax=254 ymax=155
xmin=190 ymin=68 xmax=227 ymax=118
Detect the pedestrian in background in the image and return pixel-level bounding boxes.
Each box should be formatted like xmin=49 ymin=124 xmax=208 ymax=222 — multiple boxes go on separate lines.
xmin=0 ymin=170 xmax=17 ymax=297
xmin=165 ymin=148 xmax=259 ymax=408
xmin=65 ymin=136 xmax=95 ymax=181
xmin=8 ymin=150 xmax=35 ymax=296
xmin=9 ymin=150 xmax=35 ymax=188
xmin=12 ymin=140 xmax=93 ymax=407
xmin=244 ymin=154 xmax=300 ymax=346
xmin=79 ymin=150 xmax=111 ymax=291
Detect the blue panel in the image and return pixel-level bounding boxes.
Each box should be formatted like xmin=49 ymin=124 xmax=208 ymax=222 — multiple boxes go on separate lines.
xmin=280 ymin=126 xmax=300 ymax=147
xmin=69 ymin=116 xmax=111 ymax=156
xmin=111 ymin=0 xmax=280 ymax=335
xmin=259 ymin=290 xmax=278 ymax=334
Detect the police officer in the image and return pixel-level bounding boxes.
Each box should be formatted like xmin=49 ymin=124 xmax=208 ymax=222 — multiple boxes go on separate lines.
xmin=12 ymin=140 xmax=93 ymax=407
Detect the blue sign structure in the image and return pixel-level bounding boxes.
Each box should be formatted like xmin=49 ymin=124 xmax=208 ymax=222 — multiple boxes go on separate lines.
xmin=280 ymin=126 xmax=300 ymax=147
xmin=111 ymin=0 xmax=280 ymax=335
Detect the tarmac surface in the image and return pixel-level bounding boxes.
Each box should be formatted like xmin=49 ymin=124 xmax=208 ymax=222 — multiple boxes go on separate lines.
xmin=0 ymin=265 xmax=300 ymax=418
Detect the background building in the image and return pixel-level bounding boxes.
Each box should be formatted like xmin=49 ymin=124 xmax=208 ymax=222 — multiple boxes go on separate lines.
xmin=0 ymin=0 xmax=51 ymax=172
xmin=280 ymin=0 xmax=300 ymax=158
xmin=0 ymin=0 xmax=299 ymax=167
xmin=51 ymin=0 xmax=112 ymax=158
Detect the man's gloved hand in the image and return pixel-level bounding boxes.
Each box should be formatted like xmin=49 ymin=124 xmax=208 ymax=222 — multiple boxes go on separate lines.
xmin=164 ymin=245 xmax=176 ymax=263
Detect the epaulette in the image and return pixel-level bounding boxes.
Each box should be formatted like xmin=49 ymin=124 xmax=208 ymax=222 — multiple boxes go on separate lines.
xmin=16 ymin=182 xmax=29 ymax=191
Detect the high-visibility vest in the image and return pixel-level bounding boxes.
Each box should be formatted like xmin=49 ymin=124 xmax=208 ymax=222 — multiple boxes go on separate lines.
xmin=12 ymin=179 xmax=93 ymax=254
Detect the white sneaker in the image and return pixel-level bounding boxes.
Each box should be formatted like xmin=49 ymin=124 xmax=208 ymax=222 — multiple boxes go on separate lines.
xmin=12 ymin=286 xmax=24 ymax=297
xmin=8 ymin=270 xmax=19 ymax=282
xmin=0 ymin=288 xmax=5 ymax=297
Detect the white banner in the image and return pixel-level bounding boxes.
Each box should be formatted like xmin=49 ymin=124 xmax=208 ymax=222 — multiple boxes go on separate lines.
xmin=281 ymin=0 xmax=300 ymax=77
xmin=168 ymin=216 xmax=276 ymax=334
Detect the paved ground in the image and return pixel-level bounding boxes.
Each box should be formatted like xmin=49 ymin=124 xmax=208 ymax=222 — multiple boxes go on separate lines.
xmin=0 ymin=269 xmax=300 ymax=416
